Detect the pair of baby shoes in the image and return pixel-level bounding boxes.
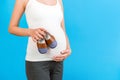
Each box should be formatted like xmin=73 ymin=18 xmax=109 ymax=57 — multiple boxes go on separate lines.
xmin=37 ymin=32 xmax=57 ymax=54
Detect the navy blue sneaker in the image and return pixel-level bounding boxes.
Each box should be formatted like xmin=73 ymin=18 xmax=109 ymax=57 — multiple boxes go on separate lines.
xmin=45 ymin=32 xmax=57 ymax=48
xmin=37 ymin=39 xmax=48 ymax=54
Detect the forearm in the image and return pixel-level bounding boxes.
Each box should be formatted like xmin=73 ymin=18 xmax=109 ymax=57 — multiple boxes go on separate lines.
xmin=64 ymin=32 xmax=71 ymax=49
xmin=61 ymin=20 xmax=71 ymax=50
xmin=8 ymin=26 xmax=31 ymax=36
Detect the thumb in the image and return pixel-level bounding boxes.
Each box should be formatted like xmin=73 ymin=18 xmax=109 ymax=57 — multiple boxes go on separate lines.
xmin=61 ymin=49 xmax=69 ymax=54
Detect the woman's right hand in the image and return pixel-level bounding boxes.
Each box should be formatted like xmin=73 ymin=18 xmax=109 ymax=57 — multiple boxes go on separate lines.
xmin=28 ymin=28 xmax=47 ymax=42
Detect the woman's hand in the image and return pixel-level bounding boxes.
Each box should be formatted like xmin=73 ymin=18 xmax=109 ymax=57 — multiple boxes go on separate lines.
xmin=53 ymin=49 xmax=71 ymax=62
xmin=28 ymin=28 xmax=47 ymax=42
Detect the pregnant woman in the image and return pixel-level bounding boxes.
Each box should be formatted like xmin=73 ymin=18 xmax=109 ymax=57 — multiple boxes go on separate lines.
xmin=8 ymin=0 xmax=71 ymax=80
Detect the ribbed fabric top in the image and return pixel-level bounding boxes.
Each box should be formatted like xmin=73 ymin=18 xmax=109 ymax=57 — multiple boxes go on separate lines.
xmin=25 ymin=0 xmax=67 ymax=61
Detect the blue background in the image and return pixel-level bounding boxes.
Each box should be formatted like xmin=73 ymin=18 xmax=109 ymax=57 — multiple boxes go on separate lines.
xmin=0 ymin=0 xmax=120 ymax=80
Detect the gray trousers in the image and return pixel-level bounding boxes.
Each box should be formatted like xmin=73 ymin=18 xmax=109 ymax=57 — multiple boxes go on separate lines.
xmin=26 ymin=61 xmax=63 ymax=80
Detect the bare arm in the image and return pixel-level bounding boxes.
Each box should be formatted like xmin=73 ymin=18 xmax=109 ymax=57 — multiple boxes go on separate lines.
xmin=8 ymin=0 xmax=46 ymax=42
xmin=58 ymin=0 xmax=71 ymax=51
xmin=8 ymin=0 xmax=30 ymax=36
xmin=53 ymin=0 xmax=71 ymax=62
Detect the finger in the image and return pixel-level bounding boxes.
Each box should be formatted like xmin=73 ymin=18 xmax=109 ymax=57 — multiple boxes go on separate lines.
xmin=53 ymin=56 xmax=61 ymax=60
xmin=39 ymin=28 xmax=47 ymax=32
xmin=59 ymin=53 xmax=69 ymax=59
xmin=61 ymin=49 xmax=70 ymax=54
xmin=62 ymin=55 xmax=67 ymax=59
xmin=35 ymin=31 xmax=44 ymax=39
xmin=56 ymin=58 xmax=64 ymax=61
xmin=53 ymin=56 xmax=65 ymax=61
xmin=34 ymin=35 xmax=40 ymax=41
xmin=37 ymin=34 xmax=44 ymax=40
xmin=40 ymin=31 xmax=46 ymax=37
xmin=53 ymin=58 xmax=63 ymax=62
xmin=54 ymin=60 xmax=61 ymax=62
xmin=38 ymin=29 xmax=46 ymax=37
xmin=65 ymin=49 xmax=70 ymax=53
xmin=54 ymin=57 xmax=63 ymax=60
xmin=54 ymin=55 xmax=63 ymax=58
xmin=35 ymin=30 xmax=44 ymax=38
xmin=54 ymin=60 xmax=62 ymax=62
xmin=53 ymin=54 xmax=65 ymax=61
xmin=32 ymin=37 xmax=37 ymax=42
xmin=62 ymin=52 xmax=70 ymax=57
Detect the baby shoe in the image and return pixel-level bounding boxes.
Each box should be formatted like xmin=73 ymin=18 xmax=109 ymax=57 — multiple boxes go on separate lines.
xmin=44 ymin=32 xmax=57 ymax=48
xmin=37 ymin=39 xmax=48 ymax=54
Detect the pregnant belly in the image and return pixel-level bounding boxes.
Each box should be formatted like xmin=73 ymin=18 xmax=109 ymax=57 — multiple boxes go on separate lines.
xmin=48 ymin=27 xmax=67 ymax=57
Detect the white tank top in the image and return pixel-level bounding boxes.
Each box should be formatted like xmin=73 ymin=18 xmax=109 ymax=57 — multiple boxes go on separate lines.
xmin=25 ymin=0 xmax=67 ymax=61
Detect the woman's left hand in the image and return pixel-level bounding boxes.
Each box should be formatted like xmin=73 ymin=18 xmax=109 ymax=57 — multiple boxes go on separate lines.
xmin=53 ymin=49 xmax=71 ymax=62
